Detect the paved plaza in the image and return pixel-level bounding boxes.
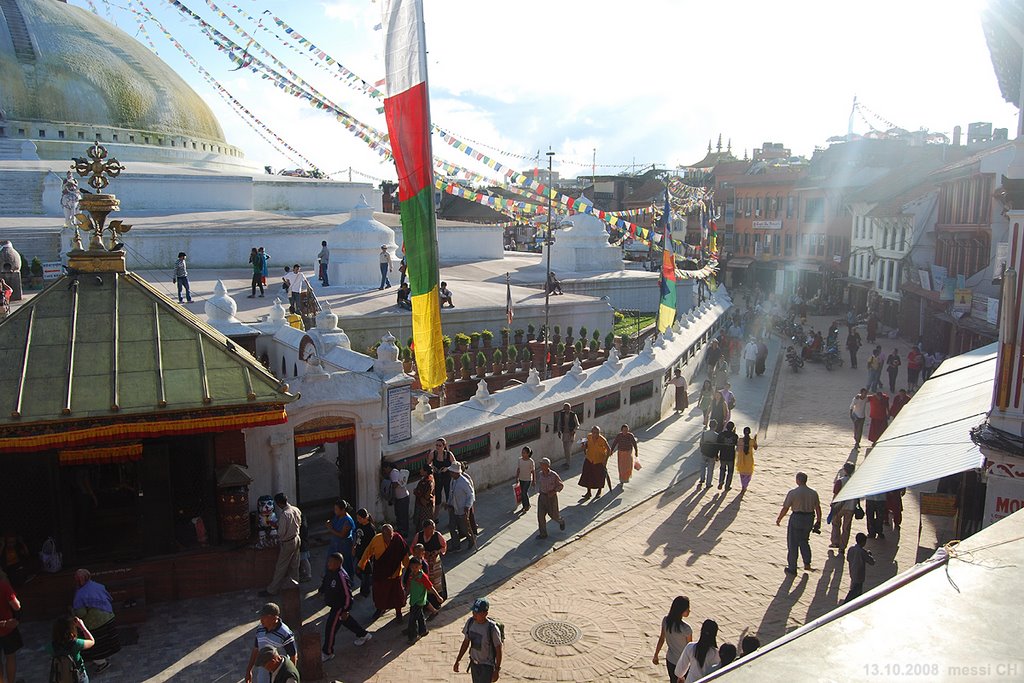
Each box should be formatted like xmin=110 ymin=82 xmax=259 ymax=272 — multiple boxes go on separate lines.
xmin=10 ymin=317 xmax=935 ymax=682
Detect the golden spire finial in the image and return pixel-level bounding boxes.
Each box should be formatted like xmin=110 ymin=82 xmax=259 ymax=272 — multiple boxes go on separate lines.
xmin=71 ymin=142 xmax=126 ymax=191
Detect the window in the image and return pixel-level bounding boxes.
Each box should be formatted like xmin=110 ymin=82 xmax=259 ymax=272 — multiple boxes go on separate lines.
xmin=785 ymin=234 xmax=793 ymax=255
xmin=112 ymin=134 xmax=118 ymax=142
xmin=77 ymin=132 xmax=85 ymax=140
xmin=18 ymin=128 xmax=25 ymax=136
xmin=805 ymin=198 xmax=824 ymax=223
xmin=58 ymin=130 xmax=65 ymax=139
xmin=95 ymin=133 xmax=101 ymax=140
xmin=869 ymin=220 xmax=874 ymax=239
xmin=145 ymin=137 xmax=150 ymax=144
xmin=38 ymin=129 xmax=45 ymax=138
xmin=754 ymin=196 xmax=761 ymax=215
xmin=786 ymin=195 xmax=795 ymax=218
xmin=129 ymin=135 xmax=135 ymax=143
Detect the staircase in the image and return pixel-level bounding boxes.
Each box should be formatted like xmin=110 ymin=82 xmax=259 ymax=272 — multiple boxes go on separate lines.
xmin=0 ymin=0 xmax=37 ymax=63
xmin=0 ymin=170 xmax=46 ymax=214
xmin=0 ymin=228 xmax=62 ymax=264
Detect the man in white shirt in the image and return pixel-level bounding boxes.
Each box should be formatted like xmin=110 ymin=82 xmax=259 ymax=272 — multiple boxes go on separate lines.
xmin=283 ymin=264 xmax=309 ymax=315
xmin=743 ymin=339 xmax=759 ymax=378
xmin=849 ymin=388 xmax=869 ymax=448
xmin=378 ymin=245 xmax=393 ymax=290
xmin=318 ymin=241 xmax=330 ymax=286
xmin=386 ymin=463 xmax=410 ymax=537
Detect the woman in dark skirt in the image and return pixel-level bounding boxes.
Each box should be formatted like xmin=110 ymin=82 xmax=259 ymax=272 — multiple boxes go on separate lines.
xmin=430 ymin=438 xmax=455 ymax=516
xmin=578 ymin=426 xmax=611 ymax=499
xmin=72 ymin=569 xmax=120 ymax=672
xmin=755 ymin=340 xmax=768 ymax=376
xmin=352 ymin=509 xmax=376 ymax=598
xmin=411 ymin=519 xmax=447 ymax=617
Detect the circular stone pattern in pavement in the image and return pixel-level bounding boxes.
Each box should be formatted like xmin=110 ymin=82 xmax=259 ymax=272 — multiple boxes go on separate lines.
xmin=531 ymin=620 xmax=583 ymax=646
xmin=500 ymin=595 xmax=644 ymax=680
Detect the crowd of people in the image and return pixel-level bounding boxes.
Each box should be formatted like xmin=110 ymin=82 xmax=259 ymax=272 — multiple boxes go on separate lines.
xmin=651 ymin=596 xmax=761 ymax=682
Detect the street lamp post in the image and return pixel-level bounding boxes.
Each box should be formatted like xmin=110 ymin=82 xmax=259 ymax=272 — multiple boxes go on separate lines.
xmin=543 ymin=148 xmax=555 ymax=379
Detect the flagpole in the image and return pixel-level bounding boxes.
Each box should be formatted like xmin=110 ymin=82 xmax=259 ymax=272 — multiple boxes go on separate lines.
xmin=543 ymin=148 xmax=555 ymax=380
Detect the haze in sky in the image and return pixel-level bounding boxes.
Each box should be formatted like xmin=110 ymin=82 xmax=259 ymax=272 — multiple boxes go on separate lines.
xmin=77 ymin=0 xmax=1017 ymax=181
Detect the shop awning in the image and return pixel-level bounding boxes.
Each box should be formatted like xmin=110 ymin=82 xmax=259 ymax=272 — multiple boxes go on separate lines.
xmin=726 ymin=257 xmax=754 ymax=269
xmin=834 ymin=346 xmax=995 ymax=502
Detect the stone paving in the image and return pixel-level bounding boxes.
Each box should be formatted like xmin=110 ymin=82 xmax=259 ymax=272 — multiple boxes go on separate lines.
xmin=10 ymin=316 xmax=934 ymax=682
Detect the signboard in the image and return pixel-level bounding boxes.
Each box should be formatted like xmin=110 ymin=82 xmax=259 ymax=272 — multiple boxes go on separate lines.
xmin=917 ymin=269 xmax=931 ymax=291
xmin=987 ymin=297 xmax=999 ymax=326
xmin=929 ymin=264 xmax=947 ymax=293
xmin=629 ymin=380 xmax=654 ymax=403
xmin=42 ymin=262 xmax=62 ymax=280
xmin=919 ymin=492 xmax=958 ymax=517
xmin=594 ymin=391 xmax=621 ymax=417
xmin=386 ymin=384 xmax=412 ymax=445
xmin=504 ymin=417 xmax=541 ymax=448
xmin=983 ymin=468 xmax=1024 ymax=528
xmin=941 ymin=276 xmax=956 ymax=301
xmin=952 ymin=289 xmax=972 ymax=319
xmin=753 ymin=220 xmax=782 ymax=230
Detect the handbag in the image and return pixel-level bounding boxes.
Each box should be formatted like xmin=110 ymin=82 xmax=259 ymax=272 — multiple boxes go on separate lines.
xmin=513 ymin=481 xmax=522 ymax=505
xmin=633 ymin=460 xmax=642 ymax=471
xmin=854 ymin=503 xmax=865 ymax=520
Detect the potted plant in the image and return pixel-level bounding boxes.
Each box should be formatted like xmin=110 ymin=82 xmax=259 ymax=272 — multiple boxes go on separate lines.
xmin=552 ymin=325 xmax=561 ymax=346
xmin=507 ymin=345 xmax=519 ymax=371
xmin=446 ymin=356 xmax=455 ymax=381
xmin=514 ymin=328 xmax=525 ymax=345
xmin=527 ymin=323 xmax=536 ymax=341
xmin=480 ymin=329 xmax=494 ymax=347
xmin=401 ymin=347 xmax=413 ymax=373
xmin=605 ymin=332 xmax=615 ymax=351
xmin=406 ymin=336 xmax=414 ymax=349
xmin=29 ymin=257 xmax=44 ymax=289
xmin=574 ymin=340 xmax=584 ymax=359
xmin=476 ymin=351 xmax=488 ymax=378
xmin=470 ymin=332 xmax=482 ymax=349
xmin=454 ymin=333 xmax=471 ymax=353
xmin=442 ymin=335 xmax=452 ymax=355
xmin=589 ymin=338 xmax=600 ymax=359
xmin=592 ymin=330 xmax=601 ymax=345
xmin=460 ymin=353 xmax=473 ymax=380
xmin=556 ymin=342 xmax=566 ymax=363
xmin=565 ymin=326 xmax=574 ymax=346
xmin=500 ymin=327 xmax=511 ymax=347
xmin=491 ymin=348 xmax=504 ymax=374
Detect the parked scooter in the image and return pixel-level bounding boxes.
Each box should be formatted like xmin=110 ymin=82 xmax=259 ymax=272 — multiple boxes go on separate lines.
xmin=823 ymin=343 xmax=844 ymax=371
xmin=786 ymin=346 xmax=804 ymax=373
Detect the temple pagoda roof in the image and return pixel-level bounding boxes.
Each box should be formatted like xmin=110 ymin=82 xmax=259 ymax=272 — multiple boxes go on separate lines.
xmin=0 ymin=261 xmax=294 ymax=451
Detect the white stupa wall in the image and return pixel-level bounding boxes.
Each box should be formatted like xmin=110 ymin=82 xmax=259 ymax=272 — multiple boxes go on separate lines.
xmin=327 ymin=195 xmax=398 ymax=287
xmin=545 ymin=211 xmax=624 ymax=274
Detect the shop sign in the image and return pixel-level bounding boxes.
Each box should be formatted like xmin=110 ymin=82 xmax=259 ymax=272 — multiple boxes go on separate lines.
xmin=753 ymin=220 xmax=782 ymax=230
xmin=952 ymin=289 xmax=972 ymax=319
xmin=984 ymin=463 xmax=1024 ymax=528
xmin=920 ymin=493 xmax=958 ymax=517
xmin=386 ymin=384 xmax=412 ymax=444
xmin=42 ymin=262 xmax=63 ymax=280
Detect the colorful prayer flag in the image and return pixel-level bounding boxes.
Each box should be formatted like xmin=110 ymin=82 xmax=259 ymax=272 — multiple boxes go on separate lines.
xmin=382 ymin=0 xmax=445 ymax=389
xmin=657 ymin=189 xmax=677 ymax=333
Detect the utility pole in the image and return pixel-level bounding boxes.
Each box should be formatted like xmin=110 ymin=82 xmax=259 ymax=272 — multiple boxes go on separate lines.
xmin=543 ymin=148 xmax=555 ymax=379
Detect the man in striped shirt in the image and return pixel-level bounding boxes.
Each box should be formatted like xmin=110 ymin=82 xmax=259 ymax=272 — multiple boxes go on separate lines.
xmin=244 ymin=603 xmax=297 ymax=683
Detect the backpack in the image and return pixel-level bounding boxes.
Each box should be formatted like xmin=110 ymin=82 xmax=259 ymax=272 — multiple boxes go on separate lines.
xmin=49 ymin=649 xmax=85 ymax=683
xmin=466 ymin=617 xmax=505 ymax=652
xmin=40 ymin=536 xmax=62 ymax=573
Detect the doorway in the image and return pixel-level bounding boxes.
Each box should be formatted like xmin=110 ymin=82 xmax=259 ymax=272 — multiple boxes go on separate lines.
xmin=293 ymin=418 xmax=357 ymax=509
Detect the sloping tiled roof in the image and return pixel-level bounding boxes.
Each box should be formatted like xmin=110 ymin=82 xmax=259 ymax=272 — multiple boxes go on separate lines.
xmin=0 ymin=267 xmax=294 ymax=450
xmin=983 ymin=0 xmax=1024 ymax=106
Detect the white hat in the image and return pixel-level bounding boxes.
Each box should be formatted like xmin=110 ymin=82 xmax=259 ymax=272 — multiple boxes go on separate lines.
xmin=448 ymin=461 xmax=463 ymax=474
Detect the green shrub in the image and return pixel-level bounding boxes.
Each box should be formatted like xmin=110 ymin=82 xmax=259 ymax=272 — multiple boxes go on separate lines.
xmin=566 ymin=326 xmax=573 ymax=338
xmin=556 ymin=342 xmax=566 ymax=354
xmin=578 ymin=326 xmax=587 ymax=340
xmin=590 ymin=339 xmax=599 ymax=352
xmin=614 ymin=311 xmax=625 ymax=323
xmin=575 ymin=340 xmax=584 ymax=354
xmin=508 ymin=346 xmax=519 ymax=361
xmin=553 ymin=325 xmax=561 ymax=335
xmin=492 ymin=349 xmax=504 ymax=363
xmin=446 ymin=357 xmax=454 ymax=372
xmin=481 ymin=329 xmax=494 ymax=340
xmin=605 ymin=332 xmax=615 ymax=350
xmin=476 ymin=351 xmax=487 ymax=366
xmin=454 ymin=332 xmax=471 ymax=346
xmin=592 ymin=330 xmax=600 ymax=341
xmin=30 ymin=257 xmax=43 ymax=277
xmin=461 ymin=353 xmax=472 ymax=369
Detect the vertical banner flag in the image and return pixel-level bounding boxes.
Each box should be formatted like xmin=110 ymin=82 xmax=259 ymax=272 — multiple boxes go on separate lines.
xmin=506 ymin=273 xmax=514 ymax=325
xmin=382 ymin=0 xmax=444 ymax=389
xmin=657 ymin=189 xmax=677 ymax=332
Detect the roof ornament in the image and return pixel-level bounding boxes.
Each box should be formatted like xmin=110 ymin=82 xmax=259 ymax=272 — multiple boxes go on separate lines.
xmin=69 ymin=143 xmax=131 ymax=257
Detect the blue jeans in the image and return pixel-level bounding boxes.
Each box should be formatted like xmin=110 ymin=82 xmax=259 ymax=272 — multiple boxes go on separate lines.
xmin=699 ymin=457 xmax=715 ymax=484
xmin=787 ymin=512 xmax=814 ymax=571
xmin=379 ymin=262 xmax=391 ymax=288
xmin=470 ymin=663 xmax=495 ymax=683
xmin=519 ymin=479 xmax=532 ymax=509
xmin=176 ymin=276 xmax=191 ymax=302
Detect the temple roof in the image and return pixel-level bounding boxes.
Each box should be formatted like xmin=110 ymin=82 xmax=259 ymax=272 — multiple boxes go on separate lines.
xmin=0 ymin=265 xmax=294 ymax=451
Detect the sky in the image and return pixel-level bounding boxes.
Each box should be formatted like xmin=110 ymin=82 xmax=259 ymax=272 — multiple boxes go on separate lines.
xmin=72 ymin=0 xmax=1018 ymax=183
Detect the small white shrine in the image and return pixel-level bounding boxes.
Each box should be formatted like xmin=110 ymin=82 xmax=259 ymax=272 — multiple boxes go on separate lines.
xmin=327 ymin=195 xmax=399 ymax=288
xmin=546 ymin=198 xmax=625 ymax=274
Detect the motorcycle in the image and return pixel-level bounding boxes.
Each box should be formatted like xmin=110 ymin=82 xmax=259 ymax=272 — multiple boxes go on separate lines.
xmin=823 ymin=344 xmax=844 ymax=371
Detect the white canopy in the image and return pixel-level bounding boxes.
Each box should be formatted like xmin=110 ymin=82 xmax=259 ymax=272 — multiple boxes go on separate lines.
xmin=833 ymin=344 xmax=995 ymax=502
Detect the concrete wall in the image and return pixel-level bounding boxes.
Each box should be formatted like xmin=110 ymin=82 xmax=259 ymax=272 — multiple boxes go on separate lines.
xmin=254 ymin=180 xmax=378 ymax=213
xmin=394 ymin=224 xmax=505 ymax=262
xmin=379 ymin=293 xmax=732 ymax=514
xmin=558 ymin=274 xmax=697 ymax=314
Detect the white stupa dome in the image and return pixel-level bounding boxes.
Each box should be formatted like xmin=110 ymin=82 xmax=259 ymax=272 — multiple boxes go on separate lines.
xmin=327 ymin=195 xmax=399 ymax=288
